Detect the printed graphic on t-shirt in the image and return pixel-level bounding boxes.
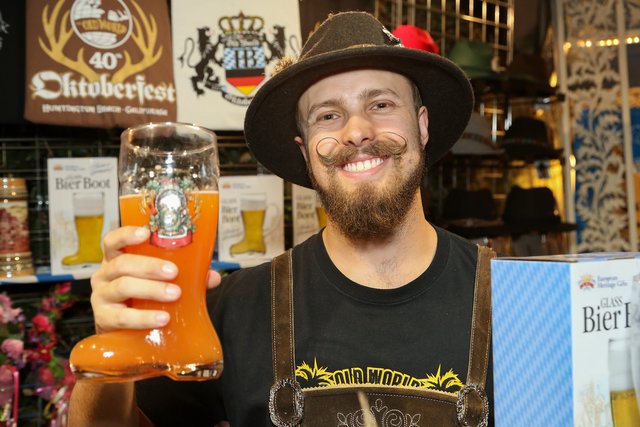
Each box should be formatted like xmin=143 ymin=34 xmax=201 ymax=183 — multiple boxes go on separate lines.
xmin=296 ymin=358 xmax=464 ymax=392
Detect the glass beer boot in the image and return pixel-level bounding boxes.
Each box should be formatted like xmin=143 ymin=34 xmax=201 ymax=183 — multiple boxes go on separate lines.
xmin=70 ymin=122 xmax=223 ymax=382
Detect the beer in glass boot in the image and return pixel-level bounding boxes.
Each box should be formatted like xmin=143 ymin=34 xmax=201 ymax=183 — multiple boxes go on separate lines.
xmin=70 ymin=122 xmax=223 ymax=382
xmin=62 ymin=192 xmax=104 ymax=266
xmin=609 ymin=338 xmax=640 ymax=426
xmin=230 ymin=195 xmax=267 ymax=255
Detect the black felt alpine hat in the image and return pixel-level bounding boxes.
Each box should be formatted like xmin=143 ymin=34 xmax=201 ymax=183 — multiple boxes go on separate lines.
xmin=244 ymin=11 xmax=474 ymax=188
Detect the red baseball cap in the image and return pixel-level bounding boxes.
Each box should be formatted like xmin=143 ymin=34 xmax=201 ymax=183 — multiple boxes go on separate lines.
xmin=392 ymin=25 xmax=439 ymax=54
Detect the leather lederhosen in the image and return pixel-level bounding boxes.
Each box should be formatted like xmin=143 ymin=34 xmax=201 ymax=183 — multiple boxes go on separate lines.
xmin=268 ymin=245 xmax=495 ymax=427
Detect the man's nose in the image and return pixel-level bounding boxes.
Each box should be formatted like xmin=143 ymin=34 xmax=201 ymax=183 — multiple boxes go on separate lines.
xmin=340 ymin=114 xmax=374 ymax=147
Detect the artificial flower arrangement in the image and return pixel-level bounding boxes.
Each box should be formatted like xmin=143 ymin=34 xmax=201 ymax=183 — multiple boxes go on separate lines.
xmin=0 ymin=282 xmax=76 ymax=426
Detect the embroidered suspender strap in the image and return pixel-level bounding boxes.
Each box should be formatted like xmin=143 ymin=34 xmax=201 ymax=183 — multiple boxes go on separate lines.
xmin=268 ymin=250 xmax=304 ymax=427
xmin=457 ymin=245 xmax=496 ymax=427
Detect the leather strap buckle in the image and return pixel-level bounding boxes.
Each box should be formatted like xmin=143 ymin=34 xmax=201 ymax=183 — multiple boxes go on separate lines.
xmin=456 ymin=383 xmax=489 ymax=427
xmin=268 ymin=378 xmax=304 ymax=426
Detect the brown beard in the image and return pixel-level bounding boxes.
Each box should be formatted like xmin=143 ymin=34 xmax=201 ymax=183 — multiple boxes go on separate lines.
xmin=309 ymin=132 xmax=426 ymax=241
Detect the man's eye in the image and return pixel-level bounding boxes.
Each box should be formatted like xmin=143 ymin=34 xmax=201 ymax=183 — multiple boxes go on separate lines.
xmin=372 ymin=102 xmax=391 ymax=110
xmin=317 ymin=113 xmax=337 ymax=121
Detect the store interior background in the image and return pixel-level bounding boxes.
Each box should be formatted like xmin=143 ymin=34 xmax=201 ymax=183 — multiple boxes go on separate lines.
xmin=1 ymin=0 xmax=640 ymax=425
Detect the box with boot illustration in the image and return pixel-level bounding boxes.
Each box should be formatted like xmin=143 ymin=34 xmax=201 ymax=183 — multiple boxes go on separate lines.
xmin=217 ymin=175 xmax=284 ymax=264
xmin=491 ymin=253 xmax=640 ymax=427
xmin=47 ymin=158 xmax=119 ymax=276
xmin=291 ymin=184 xmax=327 ymax=245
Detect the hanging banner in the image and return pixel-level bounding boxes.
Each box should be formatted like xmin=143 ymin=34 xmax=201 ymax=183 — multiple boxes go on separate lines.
xmin=0 ymin=2 xmax=26 ymax=124
xmin=172 ymin=0 xmax=301 ymax=130
xmin=25 ymin=0 xmax=176 ymax=128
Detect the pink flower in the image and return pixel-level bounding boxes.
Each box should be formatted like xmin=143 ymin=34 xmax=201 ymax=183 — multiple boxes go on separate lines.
xmin=38 ymin=366 xmax=55 ymax=386
xmin=57 ymin=282 xmax=72 ymax=295
xmin=1 ymin=338 xmax=23 ymax=362
xmin=0 ymin=365 xmax=15 ymax=384
xmin=32 ymin=314 xmax=54 ymax=334
xmin=0 ymin=293 xmax=22 ymax=324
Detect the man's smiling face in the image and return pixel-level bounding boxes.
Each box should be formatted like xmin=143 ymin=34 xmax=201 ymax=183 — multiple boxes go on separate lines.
xmin=295 ymin=69 xmax=429 ymax=240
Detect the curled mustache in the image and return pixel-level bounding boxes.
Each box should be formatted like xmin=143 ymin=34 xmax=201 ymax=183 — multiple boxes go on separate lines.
xmin=315 ymin=132 xmax=409 ymax=166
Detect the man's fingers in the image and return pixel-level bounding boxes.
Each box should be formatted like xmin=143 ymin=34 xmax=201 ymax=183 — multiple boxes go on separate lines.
xmin=93 ymin=305 xmax=172 ymax=331
xmin=92 ymin=276 xmax=181 ymax=306
xmin=102 ymin=226 xmax=150 ymax=261
xmin=94 ymin=253 xmax=177 ymax=289
xmin=206 ymin=270 xmax=222 ymax=289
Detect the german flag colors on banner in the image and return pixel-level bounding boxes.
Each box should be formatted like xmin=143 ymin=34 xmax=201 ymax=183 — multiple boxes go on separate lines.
xmin=172 ymin=1 xmax=301 ymax=130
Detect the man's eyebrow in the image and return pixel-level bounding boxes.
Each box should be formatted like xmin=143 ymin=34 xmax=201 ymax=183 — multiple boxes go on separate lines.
xmin=305 ymin=88 xmax=402 ymax=120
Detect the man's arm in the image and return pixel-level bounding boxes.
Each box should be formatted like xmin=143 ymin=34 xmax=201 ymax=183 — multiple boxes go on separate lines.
xmin=69 ymin=382 xmax=149 ymax=427
xmin=68 ymin=227 xmax=224 ymax=425
xmin=68 ymin=227 xmax=182 ymax=426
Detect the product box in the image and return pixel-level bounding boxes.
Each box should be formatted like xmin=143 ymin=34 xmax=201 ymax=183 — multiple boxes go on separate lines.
xmin=291 ymin=184 xmax=327 ymax=245
xmin=47 ymin=158 xmax=119 ymax=276
xmin=217 ymin=175 xmax=284 ymax=264
xmin=491 ymin=253 xmax=640 ymax=426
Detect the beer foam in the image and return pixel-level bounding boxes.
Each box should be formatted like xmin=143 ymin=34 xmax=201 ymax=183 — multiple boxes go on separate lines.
xmin=609 ymin=338 xmax=635 ymax=391
xmin=72 ymin=192 xmax=105 ymax=217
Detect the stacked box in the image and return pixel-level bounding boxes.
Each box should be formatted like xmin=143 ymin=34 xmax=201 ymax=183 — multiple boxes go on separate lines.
xmin=217 ymin=175 xmax=284 ymax=264
xmin=291 ymin=184 xmax=326 ymax=245
xmin=47 ymin=158 xmax=119 ymax=276
xmin=491 ymin=253 xmax=640 ymax=426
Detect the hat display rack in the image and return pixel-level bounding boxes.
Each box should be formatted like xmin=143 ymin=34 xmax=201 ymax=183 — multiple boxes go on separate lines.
xmin=376 ymin=0 xmax=573 ymax=255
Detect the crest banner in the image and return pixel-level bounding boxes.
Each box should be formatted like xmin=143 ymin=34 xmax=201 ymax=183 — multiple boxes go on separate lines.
xmin=172 ymin=0 xmax=301 ymax=130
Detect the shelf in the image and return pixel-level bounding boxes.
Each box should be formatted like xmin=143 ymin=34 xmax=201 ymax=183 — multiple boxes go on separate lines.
xmin=0 ymin=259 xmax=267 ymax=284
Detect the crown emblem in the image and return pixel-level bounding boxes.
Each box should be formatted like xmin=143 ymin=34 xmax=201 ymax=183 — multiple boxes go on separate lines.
xmin=218 ymin=12 xmax=264 ymax=33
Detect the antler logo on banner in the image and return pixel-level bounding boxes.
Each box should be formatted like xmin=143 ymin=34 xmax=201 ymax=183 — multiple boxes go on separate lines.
xmin=25 ymin=0 xmax=177 ymax=128
xmin=177 ymin=11 xmax=286 ymax=107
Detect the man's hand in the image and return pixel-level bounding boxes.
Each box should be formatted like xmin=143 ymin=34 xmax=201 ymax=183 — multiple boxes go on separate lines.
xmin=90 ymin=226 xmax=221 ymax=334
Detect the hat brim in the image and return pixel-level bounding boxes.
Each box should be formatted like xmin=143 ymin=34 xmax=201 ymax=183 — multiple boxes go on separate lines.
xmin=244 ymin=46 xmax=474 ymax=188
xmin=451 ymin=139 xmax=504 ymax=156
xmin=502 ymin=142 xmax=563 ymax=161
xmin=505 ymin=221 xmax=578 ymax=234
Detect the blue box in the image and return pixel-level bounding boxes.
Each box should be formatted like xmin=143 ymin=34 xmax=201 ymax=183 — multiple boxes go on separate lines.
xmin=491 ymin=253 xmax=640 ymax=426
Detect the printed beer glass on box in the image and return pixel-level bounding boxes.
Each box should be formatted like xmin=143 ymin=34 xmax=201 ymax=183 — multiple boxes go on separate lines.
xmin=70 ymin=122 xmax=223 ymax=382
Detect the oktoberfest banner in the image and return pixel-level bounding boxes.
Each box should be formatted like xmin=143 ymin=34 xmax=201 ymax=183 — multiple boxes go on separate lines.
xmin=25 ymin=0 xmax=177 ymax=128
xmin=172 ymin=0 xmax=301 ymax=130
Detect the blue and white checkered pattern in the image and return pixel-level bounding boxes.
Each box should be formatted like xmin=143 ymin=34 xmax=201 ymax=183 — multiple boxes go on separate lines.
xmin=492 ymin=259 xmax=574 ymax=426
xmin=223 ymin=47 xmax=266 ymax=70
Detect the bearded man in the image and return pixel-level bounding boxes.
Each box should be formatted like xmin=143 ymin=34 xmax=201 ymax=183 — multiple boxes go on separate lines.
xmin=69 ymin=11 xmax=494 ymax=427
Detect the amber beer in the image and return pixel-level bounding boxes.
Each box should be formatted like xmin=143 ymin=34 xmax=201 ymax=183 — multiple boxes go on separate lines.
xmin=609 ymin=338 xmax=640 ymax=426
xmin=230 ymin=195 xmax=267 ymax=255
xmin=70 ymin=122 xmax=222 ymax=382
xmin=315 ymin=194 xmax=327 ymax=229
xmin=62 ymin=192 xmax=104 ymax=266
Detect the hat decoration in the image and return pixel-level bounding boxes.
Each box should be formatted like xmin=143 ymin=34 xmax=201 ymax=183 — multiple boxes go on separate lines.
xmin=244 ymin=11 xmax=474 ymax=188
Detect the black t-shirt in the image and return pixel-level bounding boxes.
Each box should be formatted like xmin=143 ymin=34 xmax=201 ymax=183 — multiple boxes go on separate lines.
xmin=136 ymin=226 xmax=494 ymax=426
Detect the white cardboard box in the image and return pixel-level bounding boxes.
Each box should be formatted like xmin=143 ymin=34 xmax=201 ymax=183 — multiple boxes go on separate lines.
xmin=47 ymin=158 xmax=119 ymax=275
xmin=491 ymin=253 xmax=640 ymax=426
xmin=291 ymin=184 xmax=326 ymax=245
xmin=217 ymin=175 xmax=284 ymax=264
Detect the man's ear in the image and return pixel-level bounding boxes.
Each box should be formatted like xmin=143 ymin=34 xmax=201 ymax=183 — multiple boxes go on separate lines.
xmin=294 ymin=136 xmax=309 ymax=162
xmin=417 ymin=106 xmax=429 ymax=149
